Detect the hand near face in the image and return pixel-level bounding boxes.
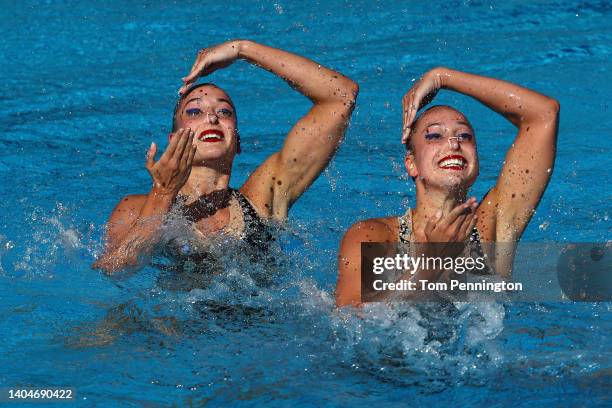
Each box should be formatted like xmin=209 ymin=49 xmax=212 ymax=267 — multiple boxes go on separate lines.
xmin=179 ymin=41 xmax=242 ymax=95
xmin=402 ymin=68 xmax=446 ymax=144
xmin=413 ymin=197 xmax=479 ymax=258
xmin=146 ymin=128 xmax=197 ymax=196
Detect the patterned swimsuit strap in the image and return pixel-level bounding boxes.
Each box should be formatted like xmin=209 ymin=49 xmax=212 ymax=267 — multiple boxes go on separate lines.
xmin=174 ymin=188 xmax=234 ymax=222
xmin=398 ymin=207 xmax=482 ymax=245
xmin=231 ymin=189 xmax=256 ymax=218
xmin=398 ymin=208 xmax=413 ymax=244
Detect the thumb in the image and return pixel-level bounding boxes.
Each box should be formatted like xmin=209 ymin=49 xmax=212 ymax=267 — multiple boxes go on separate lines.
xmin=146 ymin=142 xmax=156 ymax=170
xmin=402 ymin=127 xmax=411 ymax=144
xmin=434 ymin=209 xmax=443 ymax=224
xmin=425 ymin=210 xmax=442 ymax=237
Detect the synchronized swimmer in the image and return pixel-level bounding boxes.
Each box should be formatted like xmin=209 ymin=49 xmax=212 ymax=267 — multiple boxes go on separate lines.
xmin=93 ymin=40 xmax=358 ymax=273
xmin=336 ymin=67 xmax=559 ymax=307
xmin=91 ymin=45 xmax=558 ymax=307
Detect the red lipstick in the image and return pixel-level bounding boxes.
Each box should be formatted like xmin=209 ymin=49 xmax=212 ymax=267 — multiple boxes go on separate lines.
xmin=438 ymin=154 xmax=467 ymax=171
xmin=198 ymin=129 xmax=224 ymax=143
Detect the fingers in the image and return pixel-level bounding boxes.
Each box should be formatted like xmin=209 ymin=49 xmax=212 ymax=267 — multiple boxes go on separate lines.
xmin=403 ymin=92 xmax=421 ymax=144
xmin=145 ymin=142 xmax=157 ymax=171
xmin=183 ymin=49 xmax=206 ymax=82
xmin=424 ymin=210 xmax=443 ymax=239
xmin=402 ymin=93 xmax=413 ymax=144
xmin=179 ymin=132 xmax=196 ymax=168
xmin=178 ymin=50 xmax=205 ymax=95
xmin=179 ymin=68 xmax=199 ymax=93
xmin=448 ymin=198 xmax=476 ymax=233
xmin=162 ymin=128 xmax=187 ymax=161
xmin=181 ymin=71 xmax=197 ymax=86
xmin=402 ymin=75 xmax=443 ymax=143
xmin=180 ymin=145 xmax=197 ymax=183
xmin=186 ymin=144 xmax=197 ymax=168
xmin=179 ymin=64 xmax=203 ymax=94
xmin=178 ymin=84 xmax=190 ymax=95
xmin=188 ymin=50 xmax=202 ymax=74
xmin=451 ymin=203 xmax=477 ymax=239
xmin=409 ymin=88 xmax=423 ymax=123
xmin=173 ymin=129 xmax=193 ymax=163
xmin=449 ymin=212 xmax=468 ymax=238
xmin=458 ymin=211 xmax=478 ymax=241
xmin=441 ymin=197 xmax=477 ymax=228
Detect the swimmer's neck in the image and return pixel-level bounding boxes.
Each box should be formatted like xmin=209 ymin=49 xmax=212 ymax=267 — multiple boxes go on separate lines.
xmin=179 ymin=165 xmax=231 ymax=199
xmin=411 ymin=184 xmax=468 ymax=231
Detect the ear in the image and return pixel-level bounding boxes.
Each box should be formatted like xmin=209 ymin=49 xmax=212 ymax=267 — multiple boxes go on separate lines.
xmin=404 ymin=152 xmax=418 ymax=178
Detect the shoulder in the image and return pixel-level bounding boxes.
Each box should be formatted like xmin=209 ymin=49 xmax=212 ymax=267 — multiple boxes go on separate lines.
xmin=341 ymin=217 xmax=398 ymax=246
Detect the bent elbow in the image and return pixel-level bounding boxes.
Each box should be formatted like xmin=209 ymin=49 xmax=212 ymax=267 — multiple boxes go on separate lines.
xmin=348 ymin=79 xmax=359 ymax=99
xmin=548 ymin=98 xmax=560 ymax=116
xmin=530 ymin=97 xmax=559 ymax=127
xmin=544 ymin=98 xmax=560 ymax=129
xmin=336 ymin=77 xmax=359 ymax=106
xmin=345 ymin=79 xmax=359 ymax=106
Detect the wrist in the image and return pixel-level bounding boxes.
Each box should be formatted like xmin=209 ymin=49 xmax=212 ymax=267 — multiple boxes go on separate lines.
xmin=149 ymin=185 xmax=178 ymax=202
xmin=432 ymin=66 xmax=452 ymax=89
xmin=234 ymin=39 xmax=252 ymax=59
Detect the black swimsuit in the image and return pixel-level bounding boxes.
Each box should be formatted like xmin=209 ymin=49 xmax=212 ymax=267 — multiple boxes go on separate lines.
xmin=154 ymin=188 xmax=275 ymax=291
xmin=397 ymin=208 xmax=493 ymax=275
xmin=230 ymin=188 xmax=275 ymax=251
xmin=172 ymin=187 xmax=273 ymax=252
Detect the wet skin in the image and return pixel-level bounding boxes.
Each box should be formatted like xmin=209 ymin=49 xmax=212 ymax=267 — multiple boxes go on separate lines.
xmin=336 ymin=67 xmax=559 ymax=307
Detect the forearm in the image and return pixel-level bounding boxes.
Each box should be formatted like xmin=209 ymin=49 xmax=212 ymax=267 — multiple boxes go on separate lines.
xmin=437 ymin=67 xmax=559 ymax=127
xmin=94 ymin=189 xmax=175 ymax=273
xmin=237 ymin=40 xmax=357 ymax=104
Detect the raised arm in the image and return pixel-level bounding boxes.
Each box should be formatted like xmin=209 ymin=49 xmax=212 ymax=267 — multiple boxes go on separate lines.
xmin=92 ymin=129 xmax=196 ymax=273
xmin=180 ymin=40 xmax=359 ymax=218
xmin=404 ymin=67 xmax=559 ymax=241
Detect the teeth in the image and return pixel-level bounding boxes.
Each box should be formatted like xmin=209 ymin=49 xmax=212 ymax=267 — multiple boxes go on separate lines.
xmin=439 ymin=158 xmax=465 ymax=168
xmin=201 ymin=134 xmax=222 ymax=140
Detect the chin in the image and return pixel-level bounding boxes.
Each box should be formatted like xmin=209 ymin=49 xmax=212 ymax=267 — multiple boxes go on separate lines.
xmin=428 ymin=172 xmax=474 ymax=191
xmin=195 ymin=145 xmax=231 ymax=161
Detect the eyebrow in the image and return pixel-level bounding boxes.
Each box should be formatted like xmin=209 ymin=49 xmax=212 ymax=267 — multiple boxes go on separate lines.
xmin=184 ymin=97 xmax=234 ymax=108
xmin=422 ymin=122 xmax=441 ymax=133
xmin=422 ymin=121 xmax=471 ymax=132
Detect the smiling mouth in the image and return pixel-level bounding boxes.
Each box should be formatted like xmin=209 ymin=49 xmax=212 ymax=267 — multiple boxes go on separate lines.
xmin=438 ymin=155 xmax=467 ymax=170
xmin=198 ymin=129 xmax=224 ymax=142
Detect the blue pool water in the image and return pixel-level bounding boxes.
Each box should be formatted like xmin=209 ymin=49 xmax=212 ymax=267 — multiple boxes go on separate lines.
xmin=1 ymin=0 xmax=610 ymax=406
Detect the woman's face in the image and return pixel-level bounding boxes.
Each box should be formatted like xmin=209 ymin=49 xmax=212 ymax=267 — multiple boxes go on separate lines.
xmin=174 ymin=85 xmax=239 ymax=163
xmin=406 ymin=106 xmax=479 ymax=191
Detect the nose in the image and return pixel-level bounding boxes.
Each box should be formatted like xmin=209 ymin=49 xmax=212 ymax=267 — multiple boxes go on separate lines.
xmin=207 ymin=112 xmax=219 ymax=124
xmin=447 ymin=136 xmax=461 ymax=150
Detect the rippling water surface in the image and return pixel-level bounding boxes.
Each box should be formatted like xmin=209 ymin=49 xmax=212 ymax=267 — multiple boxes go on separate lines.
xmin=1 ymin=1 xmax=610 ymax=406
